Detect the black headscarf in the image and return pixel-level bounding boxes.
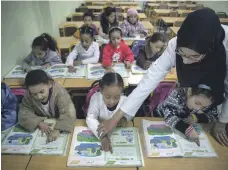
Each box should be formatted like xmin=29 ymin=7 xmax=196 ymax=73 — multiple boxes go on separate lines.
xmin=176 ymin=8 xmax=226 ymax=106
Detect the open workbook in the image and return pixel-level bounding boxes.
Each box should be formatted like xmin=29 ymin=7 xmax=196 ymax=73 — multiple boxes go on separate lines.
xmin=4 ymin=64 xmax=86 ymax=78
xmin=87 ymin=63 xmax=129 ymax=80
xmin=142 ymin=119 xmax=217 ymax=158
xmin=67 ymin=126 xmax=144 ymax=167
xmin=1 ymin=119 xmax=69 ymax=155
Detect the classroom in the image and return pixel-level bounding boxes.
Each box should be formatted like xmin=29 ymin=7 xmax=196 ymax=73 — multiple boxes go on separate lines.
xmin=1 ymin=0 xmax=228 ymax=170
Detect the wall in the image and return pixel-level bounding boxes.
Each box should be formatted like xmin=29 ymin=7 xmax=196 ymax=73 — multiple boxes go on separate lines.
xmin=197 ymin=1 xmax=228 ymax=13
xmin=1 ymin=1 xmax=81 ymax=79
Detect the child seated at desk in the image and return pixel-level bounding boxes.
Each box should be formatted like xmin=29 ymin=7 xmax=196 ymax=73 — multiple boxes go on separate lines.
xmin=22 ymin=33 xmax=62 ymax=72
xmin=66 ymin=26 xmax=100 ymax=72
xmin=154 ymin=85 xmax=218 ymax=146
xmin=102 ymin=27 xmax=134 ymax=71
xmin=136 ymin=33 xmax=167 ymax=70
xmin=83 ymin=12 xmax=98 ymax=35
xmin=1 ymin=83 xmax=18 ymax=131
xmin=18 ymin=70 xmax=76 ymax=143
xmin=120 ymin=8 xmax=147 ymax=38
xmin=99 ymin=7 xmax=119 ymax=39
xmin=86 ymin=72 xmax=132 ymax=153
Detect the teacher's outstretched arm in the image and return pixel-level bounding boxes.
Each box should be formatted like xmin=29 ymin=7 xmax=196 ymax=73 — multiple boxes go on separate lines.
xmin=98 ymin=38 xmax=177 ymax=138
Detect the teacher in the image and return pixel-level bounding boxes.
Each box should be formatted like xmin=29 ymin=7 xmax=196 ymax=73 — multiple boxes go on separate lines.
xmin=98 ymin=8 xmax=228 ymax=146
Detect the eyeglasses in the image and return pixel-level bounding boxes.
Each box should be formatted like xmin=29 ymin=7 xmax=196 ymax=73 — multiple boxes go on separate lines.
xmin=175 ymin=48 xmax=206 ymax=62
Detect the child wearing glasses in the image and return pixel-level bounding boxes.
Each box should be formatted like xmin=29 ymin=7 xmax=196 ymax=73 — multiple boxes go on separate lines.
xmin=154 ymin=85 xmax=218 ymax=146
xmin=66 ymin=26 xmax=100 ymax=72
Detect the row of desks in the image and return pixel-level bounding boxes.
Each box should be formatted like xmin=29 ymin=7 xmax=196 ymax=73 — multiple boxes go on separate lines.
xmin=153 ymin=9 xmax=193 ymax=16
xmin=78 ymin=5 xmax=142 ymax=11
xmin=147 ymin=2 xmax=198 ymax=9
xmin=3 ymin=68 xmax=177 ymax=89
xmin=2 ymin=118 xmax=228 ymax=170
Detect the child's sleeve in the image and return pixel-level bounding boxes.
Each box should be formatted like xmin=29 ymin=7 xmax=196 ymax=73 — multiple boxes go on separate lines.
xmin=120 ymin=22 xmax=128 ymax=37
xmin=102 ymin=45 xmax=113 ymax=67
xmin=47 ymin=51 xmax=63 ymax=66
xmin=81 ymin=43 xmax=100 ymax=64
xmin=18 ymin=95 xmax=46 ymax=132
xmin=86 ymin=94 xmax=100 ymax=138
xmin=123 ymin=45 xmax=134 ymax=63
xmin=139 ymin=22 xmax=148 ymax=36
xmin=54 ymin=86 xmax=76 ymax=132
xmin=65 ymin=45 xmax=79 ymax=66
xmin=194 ymin=107 xmax=218 ymax=123
xmin=157 ymin=89 xmax=191 ymax=134
xmin=136 ymin=49 xmax=147 ymax=69
xmin=99 ymin=24 xmax=107 ymax=39
xmin=21 ymin=52 xmax=33 ymax=70
xmin=1 ymin=84 xmax=18 ymax=131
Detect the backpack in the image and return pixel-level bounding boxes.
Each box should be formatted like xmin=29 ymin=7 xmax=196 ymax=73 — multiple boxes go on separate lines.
xmin=82 ymin=80 xmax=100 ymax=117
xmin=10 ymin=88 xmax=26 ymax=103
xmin=131 ymin=40 xmax=146 ymax=59
xmin=143 ymin=82 xmax=177 ymax=117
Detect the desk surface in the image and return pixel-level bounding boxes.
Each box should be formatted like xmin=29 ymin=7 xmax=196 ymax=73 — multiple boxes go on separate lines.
xmin=154 ymin=9 xmax=193 ymax=15
xmin=147 ymin=2 xmax=197 ymax=8
xmin=27 ymin=119 xmax=135 ymax=170
xmin=170 ymin=26 xmax=180 ymax=35
xmin=2 ymin=155 xmax=31 ymax=170
xmin=134 ymin=117 xmax=228 ymax=170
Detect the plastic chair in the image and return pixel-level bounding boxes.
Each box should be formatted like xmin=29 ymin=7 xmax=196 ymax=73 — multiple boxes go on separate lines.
xmin=178 ymin=3 xmax=187 ymax=10
xmin=169 ymin=11 xmax=178 ymax=17
xmin=71 ymin=15 xmax=84 ymax=21
xmin=63 ymin=24 xmax=78 ymax=37
xmin=158 ymin=3 xmax=168 ymax=9
xmin=217 ymin=12 xmax=227 ymax=18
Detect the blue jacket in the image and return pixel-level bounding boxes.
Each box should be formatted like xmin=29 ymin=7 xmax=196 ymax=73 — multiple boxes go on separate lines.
xmin=1 ymin=83 xmax=18 ymax=130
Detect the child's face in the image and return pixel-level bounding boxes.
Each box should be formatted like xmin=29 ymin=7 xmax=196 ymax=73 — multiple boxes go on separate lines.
xmin=128 ymin=15 xmax=138 ymax=24
xmin=150 ymin=41 xmax=164 ymax=55
xmin=32 ymin=47 xmax=46 ymax=59
xmin=110 ymin=31 xmax=122 ymax=47
xmin=107 ymin=12 xmax=116 ymax=24
xmin=187 ymin=94 xmax=212 ymax=111
xmin=80 ymin=33 xmax=93 ymax=50
xmin=101 ymin=85 xmax=122 ymax=108
xmin=84 ymin=16 xmax=93 ymax=26
xmin=28 ymin=83 xmax=52 ymax=103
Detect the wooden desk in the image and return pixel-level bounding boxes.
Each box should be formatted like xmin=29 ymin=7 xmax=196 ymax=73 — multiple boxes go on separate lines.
xmin=121 ymin=6 xmax=142 ymax=12
xmin=134 ymin=117 xmax=228 ymax=170
xmin=170 ymin=26 xmax=180 ymax=36
xmin=64 ymin=78 xmax=129 ymax=89
xmin=2 ymin=155 xmax=31 ymax=170
xmin=114 ymin=2 xmax=139 ymax=6
xmin=177 ymin=9 xmax=193 ymax=15
xmin=123 ymin=13 xmax=147 ymax=19
xmin=56 ymin=37 xmax=79 ymax=49
xmin=154 ymin=9 xmax=193 ymax=16
xmin=147 ymin=3 xmax=160 ymax=8
xmin=3 ymin=78 xmax=65 ymax=88
xmin=27 ymin=119 xmax=135 ymax=170
xmin=58 ymin=21 xmax=100 ymax=30
xmin=128 ymin=68 xmax=177 ymax=86
xmin=86 ymin=6 xmax=104 ymax=10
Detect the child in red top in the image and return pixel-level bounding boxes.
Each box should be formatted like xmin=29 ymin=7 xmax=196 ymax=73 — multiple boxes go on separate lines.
xmin=102 ymin=27 xmax=134 ymax=71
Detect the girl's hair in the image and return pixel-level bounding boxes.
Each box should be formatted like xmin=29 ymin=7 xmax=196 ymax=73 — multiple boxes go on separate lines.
xmin=191 ymin=86 xmax=214 ymax=102
xmin=79 ymin=25 xmax=94 ymax=38
xmin=25 ymin=69 xmax=53 ymax=88
xmin=108 ymin=27 xmax=123 ymax=38
xmin=149 ymin=32 xmax=167 ymax=43
xmin=100 ymin=72 xmax=124 ymax=90
xmin=104 ymin=6 xmax=116 ymax=17
xmin=83 ymin=12 xmax=94 ymax=20
xmin=32 ymin=33 xmax=58 ymax=52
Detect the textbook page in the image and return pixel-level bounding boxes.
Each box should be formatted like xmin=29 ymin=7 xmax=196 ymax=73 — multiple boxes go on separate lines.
xmin=1 ymin=124 xmax=39 ymax=154
xmin=113 ymin=63 xmax=129 ymax=78
xmin=64 ymin=65 xmax=86 ymax=78
xmin=142 ymin=119 xmax=182 ymax=157
xmin=1 ymin=127 xmax=13 ymax=142
xmin=47 ymin=64 xmax=68 ymax=78
xmin=67 ymin=126 xmax=143 ymax=167
xmin=175 ymin=124 xmax=217 ymax=158
xmin=131 ymin=63 xmax=147 ymax=74
xmin=87 ymin=64 xmax=105 ymax=80
xmin=4 ymin=65 xmax=27 ymax=78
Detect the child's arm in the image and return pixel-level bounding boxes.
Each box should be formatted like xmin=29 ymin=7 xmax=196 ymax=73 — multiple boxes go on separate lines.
xmin=81 ymin=43 xmax=100 ymax=64
xmin=21 ymin=52 xmax=34 ymax=71
xmin=139 ymin=22 xmax=148 ymax=36
xmin=136 ymin=49 xmax=150 ymax=69
xmin=86 ymin=94 xmax=100 ymax=138
xmin=99 ymin=24 xmax=108 ymax=39
xmin=102 ymin=45 xmax=113 ymax=68
xmin=120 ymin=22 xmax=129 ymax=37
xmin=18 ymin=95 xmax=47 ymax=132
xmin=194 ymin=107 xmax=218 ymax=123
xmin=123 ymin=45 xmax=134 ymax=64
xmin=54 ymin=86 xmax=76 ymax=133
xmin=65 ymin=45 xmax=78 ymax=66
xmin=47 ymin=51 xmax=63 ymax=66
xmin=1 ymin=84 xmax=18 ymax=130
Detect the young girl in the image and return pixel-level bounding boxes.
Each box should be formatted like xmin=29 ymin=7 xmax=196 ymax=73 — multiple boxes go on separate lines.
xmin=136 ymin=33 xmax=167 ymax=70
xmin=154 ymin=85 xmax=218 ymax=145
xmin=18 ymin=70 xmax=76 ymax=142
xmin=120 ymin=8 xmax=147 ymax=38
xmin=22 ymin=33 xmax=62 ymax=72
xmin=83 ymin=12 xmax=98 ymax=35
xmin=86 ymin=72 xmax=132 ymax=152
xmin=99 ymin=7 xmax=119 ymax=39
xmin=66 ymin=26 xmax=100 ymax=72
xmin=102 ymin=27 xmax=134 ymax=71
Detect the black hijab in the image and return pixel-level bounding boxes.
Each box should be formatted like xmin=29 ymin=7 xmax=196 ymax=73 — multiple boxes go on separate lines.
xmin=176 ymin=8 xmax=226 ymax=106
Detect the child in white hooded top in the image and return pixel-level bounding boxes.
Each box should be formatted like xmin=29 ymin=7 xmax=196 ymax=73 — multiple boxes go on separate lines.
xmin=86 ymin=72 xmax=132 ymax=153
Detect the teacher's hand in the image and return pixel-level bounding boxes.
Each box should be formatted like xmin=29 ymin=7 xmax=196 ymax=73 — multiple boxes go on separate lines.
xmin=213 ymin=122 xmax=228 ymax=147
xmin=97 ymin=119 xmax=117 ymax=139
